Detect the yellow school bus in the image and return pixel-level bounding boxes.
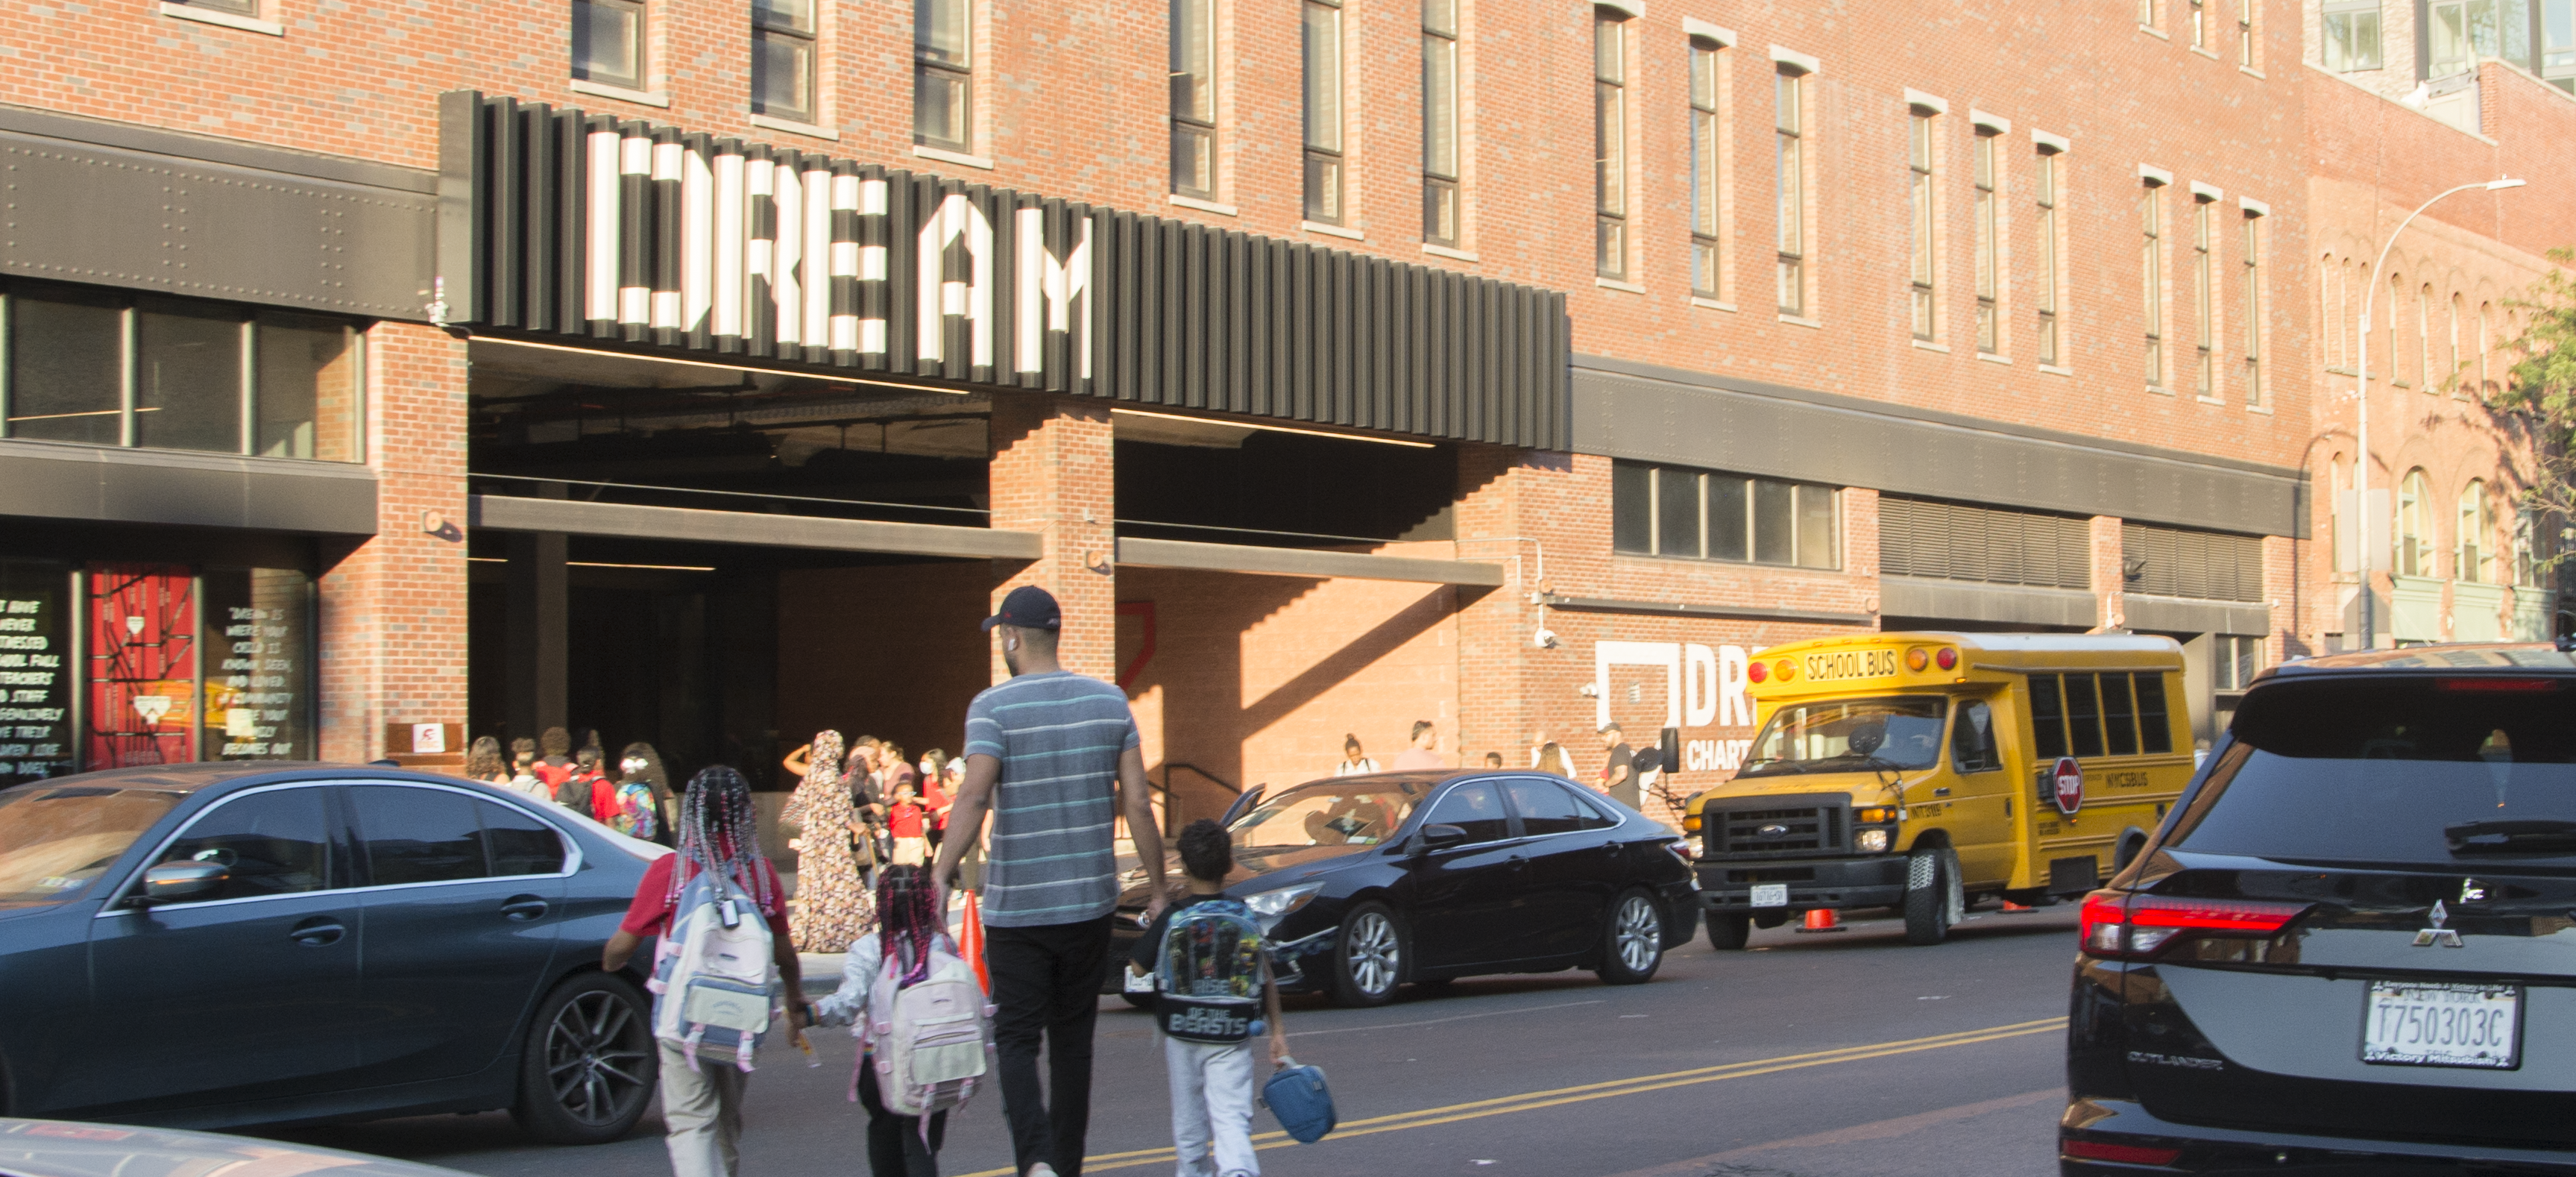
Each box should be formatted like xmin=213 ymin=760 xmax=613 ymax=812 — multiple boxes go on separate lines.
xmin=1681 ymin=632 xmax=2194 ymax=947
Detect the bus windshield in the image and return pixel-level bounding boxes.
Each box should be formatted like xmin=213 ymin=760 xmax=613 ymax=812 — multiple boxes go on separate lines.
xmin=1739 ymin=697 xmax=1948 ymax=776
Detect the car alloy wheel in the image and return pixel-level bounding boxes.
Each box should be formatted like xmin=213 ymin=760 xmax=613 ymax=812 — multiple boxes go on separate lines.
xmin=1335 ymin=904 xmax=1402 ymax=1006
xmin=547 ymin=989 xmax=652 ymax=1126
xmin=1597 ymin=889 xmax=1666 ymax=985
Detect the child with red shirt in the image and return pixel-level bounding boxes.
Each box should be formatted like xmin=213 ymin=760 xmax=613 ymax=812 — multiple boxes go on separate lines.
xmin=887 ymin=782 xmax=930 ymax=867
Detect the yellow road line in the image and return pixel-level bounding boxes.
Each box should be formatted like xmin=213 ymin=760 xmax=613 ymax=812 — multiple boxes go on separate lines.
xmin=952 ymin=1017 xmax=2066 ymax=1177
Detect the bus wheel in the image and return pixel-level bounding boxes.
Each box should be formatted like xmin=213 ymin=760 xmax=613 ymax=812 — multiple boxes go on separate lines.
xmin=1706 ymin=911 xmax=1751 ymax=950
xmin=1903 ymin=846 xmax=1965 ymax=946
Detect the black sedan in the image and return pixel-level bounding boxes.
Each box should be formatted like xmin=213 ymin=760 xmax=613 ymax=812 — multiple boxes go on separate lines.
xmin=0 ymin=763 xmax=664 ymax=1143
xmin=1114 ymin=770 xmax=1698 ymax=1006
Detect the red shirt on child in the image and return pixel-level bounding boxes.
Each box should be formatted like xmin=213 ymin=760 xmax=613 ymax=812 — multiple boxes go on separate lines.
xmin=619 ymin=853 xmax=793 ymax=942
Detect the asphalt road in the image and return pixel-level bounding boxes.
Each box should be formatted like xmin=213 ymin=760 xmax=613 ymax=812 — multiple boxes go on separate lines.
xmin=267 ymin=902 xmax=2081 ymax=1177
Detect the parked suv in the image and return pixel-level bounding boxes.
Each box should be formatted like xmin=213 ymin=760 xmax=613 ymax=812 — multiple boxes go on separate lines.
xmin=2063 ymin=643 xmax=2576 ymax=1174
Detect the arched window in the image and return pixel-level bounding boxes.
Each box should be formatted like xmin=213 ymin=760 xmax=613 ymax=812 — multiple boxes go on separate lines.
xmin=2417 ymin=283 xmax=2434 ymax=389
xmin=2397 ymin=468 xmax=2431 ymax=577
xmin=2478 ymin=301 xmax=2493 ymax=399
xmin=2447 ymin=293 xmax=2463 ymax=394
xmin=2457 ymin=480 xmax=2492 ymax=583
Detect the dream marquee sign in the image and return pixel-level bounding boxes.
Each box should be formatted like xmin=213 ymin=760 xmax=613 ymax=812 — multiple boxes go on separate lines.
xmin=435 ymin=92 xmax=1568 ymax=449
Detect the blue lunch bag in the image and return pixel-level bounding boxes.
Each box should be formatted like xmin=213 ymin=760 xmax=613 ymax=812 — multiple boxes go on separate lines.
xmin=1262 ymin=1056 xmax=1336 ymax=1143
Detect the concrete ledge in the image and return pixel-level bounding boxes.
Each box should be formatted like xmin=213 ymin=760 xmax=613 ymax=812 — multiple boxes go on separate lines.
xmin=1115 ymin=537 xmax=1505 ymax=586
xmin=1538 ymin=593 xmax=1872 ymax=626
xmin=2123 ymin=592 xmax=2269 ymax=636
xmin=1881 ymin=575 xmax=2099 ymax=629
xmin=0 ymin=439 xmax=378 ymax=535
xmin=468 ymin=495 xmax=1039 ymax=560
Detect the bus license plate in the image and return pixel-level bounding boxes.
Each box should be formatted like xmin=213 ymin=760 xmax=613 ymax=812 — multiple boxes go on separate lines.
xmin=1749 ymin=884 xmax=1789 ymax=908
xmin=2362 ymin=981 xmax=2520 ymax=1069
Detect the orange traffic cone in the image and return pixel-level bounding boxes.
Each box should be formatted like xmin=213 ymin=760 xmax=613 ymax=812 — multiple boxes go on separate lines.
xmin=1794 ymin=908 xmax=1846 ymax=934
xmin=959 ymin=890 xmax=992 ymax=993
xmin=2000 ymin=900 xmax=2037 ymax=914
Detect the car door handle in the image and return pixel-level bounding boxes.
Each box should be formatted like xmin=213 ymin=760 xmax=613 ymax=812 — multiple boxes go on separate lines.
xmin=1508 ymin=855 xmax=1529 ymax=871
xmin=289 ymin=917 xmax=347 ymax=947
xmin=500 ymin=895 xmax=550 ymax=921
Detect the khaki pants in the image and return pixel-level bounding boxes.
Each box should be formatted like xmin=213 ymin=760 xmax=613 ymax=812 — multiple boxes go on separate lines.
xmin=892 ymin=835 xmax=928 ymax=866
xmin=658 ymin=1041 xmax=749 ymax=1177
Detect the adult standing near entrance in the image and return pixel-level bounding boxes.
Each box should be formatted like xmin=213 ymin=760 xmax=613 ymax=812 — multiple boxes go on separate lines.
xmin=1599 ymin=723 xmax=1638 ymax=810
xmin=1391 ymin=720 xmax=1443 ymax=770
xmin=933 ymin=585 xmax=1168 ymax=1177
xmin=783 ymin=729 xmax=867 ymax=951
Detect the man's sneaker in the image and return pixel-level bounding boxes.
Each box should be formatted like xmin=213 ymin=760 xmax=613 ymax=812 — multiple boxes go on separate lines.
xmin=1025 ymin=1166 xmax=1057 ymax=1177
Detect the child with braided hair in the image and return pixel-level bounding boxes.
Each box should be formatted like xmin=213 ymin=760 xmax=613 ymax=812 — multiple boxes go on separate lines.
xmin=813 ymin=864 xmax=952 ymax=1177
xmin=603 ymin=767 xmax=808 ymax=1177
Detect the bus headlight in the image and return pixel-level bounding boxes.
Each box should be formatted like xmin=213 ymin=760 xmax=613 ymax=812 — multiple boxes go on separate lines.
xmin=1855 ymin=829 xmax=1892 ymax=853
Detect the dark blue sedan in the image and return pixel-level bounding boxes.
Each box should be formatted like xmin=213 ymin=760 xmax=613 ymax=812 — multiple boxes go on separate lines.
xmin=0 ymin=763 xmax=665 ymax=1143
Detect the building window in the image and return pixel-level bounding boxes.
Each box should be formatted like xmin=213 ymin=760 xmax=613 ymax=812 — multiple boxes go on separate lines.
xmin=1775 ymin=67 xmax=1806 ymax=316
xmin=2515 ymin=507 xmax=2544 ymax=586
xmin=2323 ymin=0 xmax=2383 ymax=69
xmin=2478 ymin=301 xmax=2492 ymax=397
xmin=752 ymin=0 xmax=819 ymax=125
xmin=913 ymin=0 xmax=971 ymax=149
xmin=2546 ymin=0 xmax=2575 ymax=90
xmin=572 ymin=0 xmax=646 ymax=90
xmin=1 ymin=281 xmax=363 ymax=462
xmin=2139 ymin=0 xmax=2155 ymax=26
xmin=2416 ymin=283 xmax=2433 ymax=389
xmin=2141 ymin=182 xmax=2164 ymax=389
xmin=2397 ymin=468 xmax=2431 ymax=577
xmin=1908 ymin=111 xmax=1936 ymax=341
xmin=2238 ymin=0 xmax=2255 ymax=65
xmin=1171 ymin=0 xmax=1218 ymax=198
xmin=1688 ymin=38 xmax=1722 ymax=298
xmin=2191 ymin=195 xmax=2214 ymax=397
xmin=171 ymin=0 xmax=258 ymax=16
xmin=1973 ymin=131 xmax=1998 ymax=354
xmin=2189 ymin=0 xmax=2207 ymax=47
xmin=2458 ymin=480 xmax=2494 ymax=583
xmin=2036 ymin=148 xmax=2060 ymax=365
xmin=2429 ymin=0 xmax=2500 ymax=76
xmin=2241 ymin=211 xmax=2263 ymax=406
xmin=1303 ymin=0 xmax=1345 ymax=224
xmin=2213 ymin=635 xmax=2265 ymax=691
xmin=1593 ymin=11 xmax=1627 ymax=279
xmin=1422 ymin=0 xmax=1459 ymax=244
xmin=1612 ymin=461 xmax=1839 ymax=570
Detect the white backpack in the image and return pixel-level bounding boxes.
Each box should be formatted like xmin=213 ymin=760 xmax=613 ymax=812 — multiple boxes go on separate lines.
xmin=862 ymin=934 xmax=995 ymax=1117
xmin=651 ymin=866 xmax=778 ymax=1071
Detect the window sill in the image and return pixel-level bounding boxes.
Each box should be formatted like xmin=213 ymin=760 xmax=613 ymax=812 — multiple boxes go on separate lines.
xmin=1302 ymin=219 xmax=1364 ymax=240
xmin=1778 ymin=313 xmax=1824 ymax=329
xmin=2147 ymin=384 xmax=2176 ymax=396
xmin=1595 ymin=277 xmax=1647 ymax=295
xmin=2138 ymin=22 xmax=2169 ymax=39
xmin=1977 ymin=351 xmax=2012 ymax=365
xmin=1168 ymin=193 xmax=1238 ymax=216
xmin=751 ymin=113 xmax=840 ymax=141
xmin=1911 ymin=339 xmax=1951 ymax=354
xmin=1689 ymin=295 xmax=1736 ymax=312
xmin=569 ymin=78 xmax=670 ymax=107
xmin=2244 ymin=401 xmax=2274 ymax=415
xmin=159 ymin=3 xmax=283 ymax=34
xmin=1422 ymin=242 xmax=1478 ymax=262
xmin=912 ymin=143 xmax=992 ymax=169
xmin=2196 ymin=394 xmax=2226 ymax=405
xmin=2038 ymin=362 xmax=2074 ymax=377
xmin=2325 ymin=365 xmax=2358 ymax=377
xmin=2189 ymin=44 xmax=2222 ymax=60
xmin=2240 ymin=64 xmax=2266 ymax=79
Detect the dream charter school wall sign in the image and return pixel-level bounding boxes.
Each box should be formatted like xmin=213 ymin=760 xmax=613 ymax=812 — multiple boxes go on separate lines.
xmin=435 ymin=92 xmax=1570 ymax=450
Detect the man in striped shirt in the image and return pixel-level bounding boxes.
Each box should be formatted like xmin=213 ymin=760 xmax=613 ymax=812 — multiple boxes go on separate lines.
xmin=935 ymin=585 xmax=1168 ymax=1177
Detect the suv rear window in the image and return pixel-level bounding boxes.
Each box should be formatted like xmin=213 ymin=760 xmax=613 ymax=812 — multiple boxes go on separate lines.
xmin=2169 ymin=677 xmax=2576 ymax=866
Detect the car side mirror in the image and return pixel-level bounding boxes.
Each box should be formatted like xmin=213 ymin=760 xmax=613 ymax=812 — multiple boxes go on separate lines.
xmin=1414 ymin=823 xmax=1470 ymax=853
xmin=135 ymin=861 xmax=228 ymax=905
xmin=1221 ymin=785 xmax=1266 ymax=827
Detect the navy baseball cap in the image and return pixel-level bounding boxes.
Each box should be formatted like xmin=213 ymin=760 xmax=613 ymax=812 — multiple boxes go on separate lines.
xmin=981 ymin=585 xmax=1062 ymax=632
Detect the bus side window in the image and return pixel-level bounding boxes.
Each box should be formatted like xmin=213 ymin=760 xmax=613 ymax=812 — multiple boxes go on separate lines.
xmin=2065 ymin=673 xmax=2108 ymax=759
xmin=2101 ymin=673 xmax=2141 ymax=756
xmin=1950 ymin=700 xmax=2002 ymax=773
xmin=2132 ymin=672 xmax=2176 ymax=754
xmin=2028 ymin=674 xmax=2070 ymax=761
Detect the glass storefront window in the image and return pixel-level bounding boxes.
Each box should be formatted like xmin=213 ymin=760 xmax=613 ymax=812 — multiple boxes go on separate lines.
xmin=8 ymin=290 xmax=125 ymax=447
xmin=136 ymin=300 xmax=246 ymax=454
xmin=256 ymin=315 xmax=363 ymax=461
xmin=86 ymin=565 xmax=198 ymax=771
xmin=201 ymin=568 xmax=314 ymax=760
xmin=0 ymin=562 xmax=76 ymax=789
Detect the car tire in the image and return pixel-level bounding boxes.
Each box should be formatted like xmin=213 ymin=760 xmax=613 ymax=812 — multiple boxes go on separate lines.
xmin=1902 ymin=845 xmax=1966 ymax=947
xmin=1705 ymin=911 xmax=1752 ymax=950
xmin=1330 ymin=902 xmax=1405 ymax=1008
xmin=511 ymin=971 xmax=659 ymax=1145
xmin=1596 ymin=890 xmax=1665 ymax=985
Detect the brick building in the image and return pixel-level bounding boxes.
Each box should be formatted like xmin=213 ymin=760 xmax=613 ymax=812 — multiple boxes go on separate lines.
xmin=0 ymin=0 xmax=2566 ymax=826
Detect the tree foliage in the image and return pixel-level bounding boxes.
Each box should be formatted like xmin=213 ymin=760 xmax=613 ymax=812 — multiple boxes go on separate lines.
xmin=2501 ymin=247 xmax=2576 ymax=569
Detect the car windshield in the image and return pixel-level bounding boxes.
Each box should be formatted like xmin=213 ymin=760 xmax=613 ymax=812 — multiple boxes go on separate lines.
xmin=0 ymin=782 xmax=186 ymax=905
xmin=1230 ymin=780 xmax=1431 ymax=850
xmin=2170 ymin=677 xmax=2576 ymax=867
xmin=1739 ymin=696 xmax=1948 ymax=776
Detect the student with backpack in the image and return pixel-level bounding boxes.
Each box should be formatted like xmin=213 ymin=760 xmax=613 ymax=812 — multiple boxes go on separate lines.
xmin=602 ymin=766 xmax=809 ymax=1177
xmin=1127 ymin=820 xmax=1288 ymax=1177
xmin=813 ymin=864 xmax=992 ymax=1177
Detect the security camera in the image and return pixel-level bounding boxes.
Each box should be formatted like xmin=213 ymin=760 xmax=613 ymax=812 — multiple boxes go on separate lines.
xmin=1578 ymin=682 xmax=1600 ymax=697
xmin=1533 ymin=627 xmax=1559 ymax=649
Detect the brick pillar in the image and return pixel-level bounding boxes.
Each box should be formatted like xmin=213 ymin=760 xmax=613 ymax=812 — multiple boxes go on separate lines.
xmin=2262 ymin=534 xmax=2301 ymax=659
xmin=2089 ymin=515 xmax=2126 ymax=631
xmin=985 ymin=392 xmax=1116 ymax=682
xmin=318 ymin=323 xmax=469 ymax=762
xmin=1452 ymin=445 xmax=1534 ymax=767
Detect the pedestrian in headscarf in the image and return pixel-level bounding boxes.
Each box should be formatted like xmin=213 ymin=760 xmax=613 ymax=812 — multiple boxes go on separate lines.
xmin=785 ymin=729 xmax=867 ymax=951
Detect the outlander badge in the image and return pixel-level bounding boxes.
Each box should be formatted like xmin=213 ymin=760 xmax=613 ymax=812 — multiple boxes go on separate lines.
xmin=2413 ymin=900 xmax=2464 ymax=948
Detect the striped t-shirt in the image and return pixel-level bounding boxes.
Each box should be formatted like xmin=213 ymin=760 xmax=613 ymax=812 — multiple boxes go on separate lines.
xmin=963 ymin=670 xmax=1141 ymax=928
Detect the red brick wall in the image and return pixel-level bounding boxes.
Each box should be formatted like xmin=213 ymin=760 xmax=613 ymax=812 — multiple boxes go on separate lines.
xmin=986 ymin=392 xmax=1117 ymax=682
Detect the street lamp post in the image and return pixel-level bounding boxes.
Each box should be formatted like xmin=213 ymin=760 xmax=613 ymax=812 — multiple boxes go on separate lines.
xmin=2352 ymin=177 xmax=2525 ymax=649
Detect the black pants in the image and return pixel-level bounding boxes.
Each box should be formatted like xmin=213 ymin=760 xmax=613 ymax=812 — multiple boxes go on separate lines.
xmin=857 ymin=1061 xmax=947 ymax=1177
xmin=986 ymin=914 xmax=1114 ymax=1177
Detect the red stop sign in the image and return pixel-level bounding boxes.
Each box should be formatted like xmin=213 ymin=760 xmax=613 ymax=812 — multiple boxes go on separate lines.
xmin=2051 ymin=756 xmax=2084 ymax=816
